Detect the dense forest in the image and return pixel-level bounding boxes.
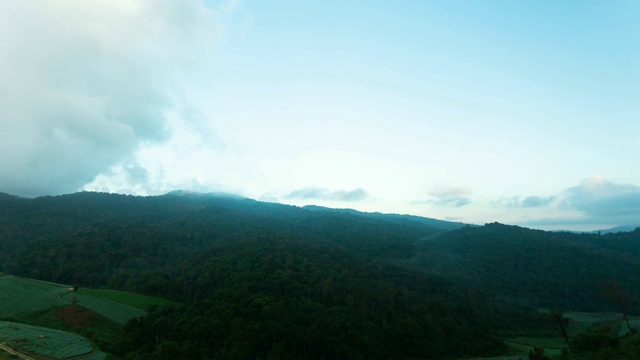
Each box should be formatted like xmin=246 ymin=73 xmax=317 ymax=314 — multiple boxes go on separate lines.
xmin=417 ymin=223 xmax=640 ymax=313
xmin=1 ymin=191 xmax=639 ymax=359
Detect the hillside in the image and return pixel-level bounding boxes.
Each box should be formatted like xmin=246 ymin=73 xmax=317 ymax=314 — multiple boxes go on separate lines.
xmin=0 ymin=191 xmax=450 ymax=286
xmin=1 ymin=191 xmax=639 ymax=358
xmin=303 ymin=204 xmax=468 ymax=231
xmin=418 ymin=223 xmax=640 ymax=313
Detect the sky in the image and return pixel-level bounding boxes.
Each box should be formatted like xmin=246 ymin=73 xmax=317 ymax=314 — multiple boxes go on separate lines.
xmin=1 ymin=0 xmax=639 ymax=231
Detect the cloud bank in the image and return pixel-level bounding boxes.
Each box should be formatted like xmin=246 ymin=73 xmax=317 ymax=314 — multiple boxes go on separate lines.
xmin=0 ymin=1 xmax=223 ymax=197
xmin=414 ymin=186 xmax=472 ymax=208
xmin=285 ymin=187 xmax=369 ymax=202
xmin=497 ymin=195 xmax=556 ymax=208
xmin=562 ymin=175 xmax=640 ymax=224
xmin=505 ymin=176 xmax=640 ymax=229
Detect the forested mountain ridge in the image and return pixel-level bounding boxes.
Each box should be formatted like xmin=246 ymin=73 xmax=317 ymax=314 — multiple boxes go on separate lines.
xmin=303 ymin=204 xmax=468 ymax=231
xmin=1 ymin=191 xmax=639 ymax=358
xmin=0 ymin=190 xmax=448 ymax=285
xmin=419 ymin=223 xmax=640 ymax=313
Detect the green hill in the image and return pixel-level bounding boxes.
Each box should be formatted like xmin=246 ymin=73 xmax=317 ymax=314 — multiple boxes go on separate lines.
xmin=419 ymin=223 xmax=640 ymax=312
xmin=302 ymin=204 xmax=469 ymax=230
xmin=2 ymin=191 xmax=639 ymax=358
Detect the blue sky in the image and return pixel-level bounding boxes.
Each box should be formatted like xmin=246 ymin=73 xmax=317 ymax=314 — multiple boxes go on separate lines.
xmin=1 ymin=1 xmax=639 ymax=230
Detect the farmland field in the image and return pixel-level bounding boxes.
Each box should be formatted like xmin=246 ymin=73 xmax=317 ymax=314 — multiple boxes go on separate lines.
xmin=504 ymin=336 xmax=566 ymax=356
xmin=75 ymin=351 xmax=106 ymax=360
xmin=0 ymin=275 xmax=69 ymax=318
xmin=0 ymin=274 xmax=146 ymax=326
xmin=59 ymin=292 xmax=146 ymax=325
xmin=476 ymin=310 xmax=640 ymax=360
xmin=562 ymin=310 xmax=640 ymax=335
xmin=78 ymin=288 xmax=175 ymax=310
xmin=0 ymin=321 xmax=92 ymax=359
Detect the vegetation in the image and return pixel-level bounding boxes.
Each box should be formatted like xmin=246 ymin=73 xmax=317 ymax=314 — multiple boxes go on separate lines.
xmin=418 ymin=223 xmax=640 ymax=313
xmin=0 ymin=275 xmax=145 ymax=326
xmin=7 ymin=305 xmax=127 ymax=358
xmin=77 ymin=288 xmax=175 ymax=310
xmin=0 ymin=320 xmax=93 ymax=359
xmin=0 ymin=350 xmax=21 ymax=360
xmin=0 ymin=191 xmax=638 ymax=358
xmin=0 ymin=274 xmax=148 ymax=357
xmin=58 ymin=292 xmax=146 ymax=325
xmin=0 ymin=275 xmax=69 ymax=318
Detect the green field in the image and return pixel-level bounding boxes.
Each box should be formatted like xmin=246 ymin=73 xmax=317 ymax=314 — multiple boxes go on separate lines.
xmin=0 ymin=321 xmax=93 ymax=359
xmin=479 ymin=310 xmax=640 ymax=360
xmin=76 ymin=351 xmax=106 ymax=360
xmin=78 ymin=288 xmax=175 ymax=310
xmin=59 ymin=292 xmax=146 ymax=326
xmin=504 ymin=336 xmax=566 ymax=357
xmin=0 ymin=275 xmax=146 ymax=326
xmin=561 ymin=310 xmax=640 ymax=336
xmin=0 ymin=275 xmax=69 ymax=318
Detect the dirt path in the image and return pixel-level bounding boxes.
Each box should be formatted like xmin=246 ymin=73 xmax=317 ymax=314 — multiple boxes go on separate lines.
xmin=0 ymin=343 xmax=35 ymax=360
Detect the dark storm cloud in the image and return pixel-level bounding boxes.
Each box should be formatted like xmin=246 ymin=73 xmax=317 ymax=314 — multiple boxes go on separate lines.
xmin=285 ymin=187 xmax=369 ymax=202
xmin=0 ymin=1 xmax=222 ymax=197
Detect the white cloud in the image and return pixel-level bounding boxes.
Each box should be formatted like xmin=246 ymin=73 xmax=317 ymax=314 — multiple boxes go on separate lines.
xmin=506 ymin=176 xmax=640 ymax=230
xmin=415 ymin=186 xmax=472 ymax=208
xmin=495 ymin=195 xmax=556 ymax=208
xmin=285 ymin=187 xmax=369 ymax=202
xmin=562 ymin=175 xmax=640 ymax=222
xmin=0 ymin=0 xmax=225 ymax=197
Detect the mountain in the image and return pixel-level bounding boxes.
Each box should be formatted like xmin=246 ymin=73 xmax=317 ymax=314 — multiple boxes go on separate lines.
xmin=595 ymin=224 xmax=640 ymax=234
xmin=418 ymin=223 xmax=640 ymax=312
xmin=303 ymin=204 xmax=469 ymax=231
xmin=1 ymin=191 xmax=639 ymax=358
xmin=0 ymin=191 xmax=545 ymax=359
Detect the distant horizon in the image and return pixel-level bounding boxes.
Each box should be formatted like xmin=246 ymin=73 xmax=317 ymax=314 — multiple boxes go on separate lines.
xmin=1 ymin=1 xmax=639 ymax=232
xmin=2 ymin=188 xmax=638 ymax=233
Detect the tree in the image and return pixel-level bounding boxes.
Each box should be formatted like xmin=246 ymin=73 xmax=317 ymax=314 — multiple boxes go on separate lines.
xmin=550 ymin=310 xmax=571 ymax=351
xmin=528 ymin=346 xmax=551 ymax=360
xmin=603 ymin=280 xmax=633 ymax=333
